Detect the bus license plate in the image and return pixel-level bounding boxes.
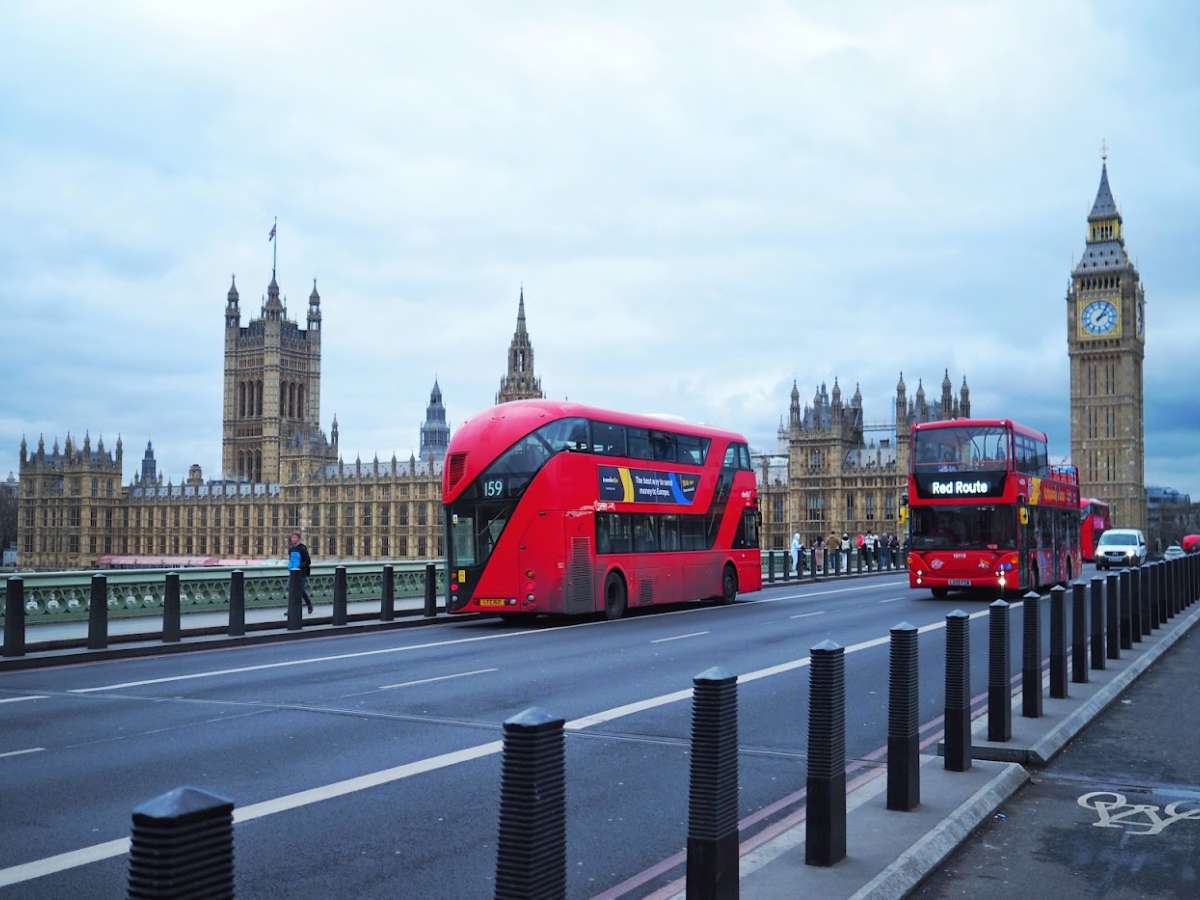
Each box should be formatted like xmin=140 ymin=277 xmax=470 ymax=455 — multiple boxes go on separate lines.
xmin=948 ymin=579 xmax=971 ymax=587
xmin=477 ymin=598 xmax=507 ymax=608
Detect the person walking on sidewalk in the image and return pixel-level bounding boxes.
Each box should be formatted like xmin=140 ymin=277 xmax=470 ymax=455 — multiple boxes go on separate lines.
xmin=288 ymin=531 xmax=314 ymax=614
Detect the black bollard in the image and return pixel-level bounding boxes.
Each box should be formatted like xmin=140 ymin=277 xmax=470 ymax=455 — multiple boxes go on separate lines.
xmin=3 ymin=577 xmax=25 ymax=657
xmin=1119 ymin=570 xmax=1132 ymax=649
xmin=333 ymin=565 xmax=348 ymax=626
xmin=805 ymin=640 xmax=846 ymax=866
xmin=1105 ymin=573 xmax=1120 ymax=660
xmin=943 ymin=610 xmax=971 ymax=772
xmin=987 ymin=600 xmax=1012 ymax=742
xmin=163 ymin=572 xmax=181 ymax=643
xmin=888 ymin=623 xmax=920 ymax=811
xmin=782 ymin=550 xmax=790 ymax=582
xmin=686 ymin=668 xmax=739 ymax=900
xmin=1050 ymin=586 xmax=1068 ymax=699
xmin=127 ymin=786 xmax=234 ymax=899
xmin=286 ymin=570 xmax=302 ymax=631
xmin=424 ymin=564 xmax=437 ymax=617
xmin=1022 ymin=592 xmax=1043 ymax=718
xmin=381 ymin=565 xmax=395 ymax=622
xmin=88 ymin=574 xmax=107 ymax=650
xmin=1168 ymin=559 xmax=1177 ymax=618
xmin=1160 ymin=561 xmax=1171 ymax=620
xmin=1089 ymin=577 xmax=1105 ymax=670
xmin=767 ymin=551 xmax=776 ymax=584
xmin=1071 ymin=581 xmax=1088 ymax=684
xmin=494 ymin=707 xmax=566 ymax=900
xmin=1140 ymin=565 xmax=1151 ymax=636
xmin=228 ymin=570 xmax=245 ymax=637
xmin=810 ymin=550 xmax=818 ymax=582
xmin=1129 ymin=564 xmax=1142 ymax=642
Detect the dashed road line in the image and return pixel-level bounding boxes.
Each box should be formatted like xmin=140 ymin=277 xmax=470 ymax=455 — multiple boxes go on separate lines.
xmin=650 ymin=631 xmax=709 ymax=645
xmin=378 ymin=668 xmax=497 ymax=690
xmin=0 ymin=747 xmax=45 ymax=760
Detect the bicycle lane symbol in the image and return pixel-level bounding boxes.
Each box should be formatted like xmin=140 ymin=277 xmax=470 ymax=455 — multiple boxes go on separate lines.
xmin=1078 ymin=791 xmax=1200 ymax=836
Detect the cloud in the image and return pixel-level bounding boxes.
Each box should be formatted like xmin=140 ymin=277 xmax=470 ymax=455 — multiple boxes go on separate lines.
xmin=0 ymin=1 xmax=1197 ymax=503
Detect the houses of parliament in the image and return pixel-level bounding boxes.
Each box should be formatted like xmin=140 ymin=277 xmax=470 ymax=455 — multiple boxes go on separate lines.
xmin=16 ymin=275 xmax=544 ymax=569
xmin=15 ymin=156 xmax=1149 ymax=568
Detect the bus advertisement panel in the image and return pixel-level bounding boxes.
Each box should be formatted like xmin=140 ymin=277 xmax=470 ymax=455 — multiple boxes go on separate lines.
xmin=1079 ymin=498 xmax=1111 ymax=561
xmin=906 ymin=418 xmax=1081 ymax=597
xmin=443 ymin=400 xmax=761 ymax=619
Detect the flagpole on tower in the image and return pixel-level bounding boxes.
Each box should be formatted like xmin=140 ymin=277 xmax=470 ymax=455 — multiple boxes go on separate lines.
xmin=270 ymin=216 xmax=278 ymax=278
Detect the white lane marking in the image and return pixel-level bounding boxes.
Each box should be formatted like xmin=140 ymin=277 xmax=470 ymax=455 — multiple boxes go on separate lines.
xmin=790 ymin=611 xmax=827 ymax=619
xmin=650 ymin=631 xmax=709 ymax=645
xmin=878 ymin=597 xmax=904 ymax=604
xmin=0 ymin=599 xmax=1001 ymax=888
xmin=0 ymin=838 xmax=132 ymax=888
xmin=0 ymin=747 xmax=45 ymax=759
xmin=233 ymin=740 xmax=503 ymax=822
xmin=0 ymin=696 xmax=49 ymax=705
xmin=66 ymin=580 xmax=907 ymax=694
xmin=378 ymin=668 xmax=497 ymax=691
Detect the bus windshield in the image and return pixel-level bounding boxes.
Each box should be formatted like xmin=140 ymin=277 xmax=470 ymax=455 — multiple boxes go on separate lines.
xmin=914 ymin=426 xmax=1010 ymax=472
xmin=910 ymin=505 xmax=1015 ymax=550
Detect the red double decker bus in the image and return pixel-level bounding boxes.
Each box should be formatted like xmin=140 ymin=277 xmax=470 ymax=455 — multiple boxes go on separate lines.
xmin=1079 ymin=497 xmax=1111 ymax=562
xmin=443 ymin=400 xmax=762 ymax=619
xmin=906 ymin=419 xmax=1081 ymax=597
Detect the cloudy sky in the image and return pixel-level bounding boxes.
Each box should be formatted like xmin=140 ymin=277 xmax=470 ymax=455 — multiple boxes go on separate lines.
xmin=2 ymin=1 xmax=1197 ymax=499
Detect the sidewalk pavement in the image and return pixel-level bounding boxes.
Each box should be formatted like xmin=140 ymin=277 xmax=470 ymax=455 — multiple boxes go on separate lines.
xmin=2 ymin=596 xmax=430 ymax=644
xmin=914 ymin=622 xmax=1200 ymax=900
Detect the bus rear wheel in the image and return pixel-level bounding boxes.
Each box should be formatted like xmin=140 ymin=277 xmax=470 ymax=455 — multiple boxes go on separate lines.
xmin=603 ymin=572 xmax=627 ymax=620
xmin=720 ymin=565 xmax=738 ymax=605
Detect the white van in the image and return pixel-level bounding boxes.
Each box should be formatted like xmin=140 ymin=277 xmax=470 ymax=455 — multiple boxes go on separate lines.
xmin=1095 ymin=528 xmax=1148 ymax=569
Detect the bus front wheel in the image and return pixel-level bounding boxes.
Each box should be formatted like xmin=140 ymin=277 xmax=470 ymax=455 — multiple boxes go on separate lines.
xmin=603 ymin=572 xmax=627 ymax=621
xmin=931 ymin=588 xmax=949 ymax=600
xmin=720 ymin=565 xmax=738 ymax=605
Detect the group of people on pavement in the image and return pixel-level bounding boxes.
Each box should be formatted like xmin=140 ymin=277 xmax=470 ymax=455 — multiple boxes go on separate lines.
xmin=790 ymin=530 xmax=901 ymax=572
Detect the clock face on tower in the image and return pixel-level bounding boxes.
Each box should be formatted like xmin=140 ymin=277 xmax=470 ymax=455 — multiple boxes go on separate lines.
xmin=1081 ymin=299 xmax=1118 ymax=336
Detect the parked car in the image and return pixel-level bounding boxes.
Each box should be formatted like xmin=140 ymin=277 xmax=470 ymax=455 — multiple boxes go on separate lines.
xmin=1095 ymin=528 xmax=1148 ymax=569
xmin=1163 ymin=544 xmax=1186 ymax=561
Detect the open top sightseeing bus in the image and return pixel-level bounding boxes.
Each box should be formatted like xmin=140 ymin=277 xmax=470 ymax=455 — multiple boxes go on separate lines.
xmin=443 ymin=400 xmax=762 ymax=619
xmin=905 ymin=418 xmax=1081 ymax=597
xmin=1079 ymin=497 xmax=1111 ymax=562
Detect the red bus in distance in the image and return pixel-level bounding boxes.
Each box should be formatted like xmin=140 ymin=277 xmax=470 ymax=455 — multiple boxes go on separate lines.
xmin=906 ymin=418 xmax=1082 ymax=597
xmin=442 ymin=400 xmax=762 ymax=619
xmin=1079 ymin=497 xmax=1111 ymax=562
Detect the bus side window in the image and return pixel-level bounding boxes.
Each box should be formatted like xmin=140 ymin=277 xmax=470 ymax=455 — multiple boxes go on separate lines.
xmin=677 ymin=435 xmax=704 ymax=466
xmin=660 ymin=515 xmax=681 ymax=551
xmin=737 ymin=444 xmax=752 ymax=470
xmin=734 ymin=508 xmax=759 ymax=549
xmin=590 ymin=421 xmax=627 ymax=456
xmin=722 ymin=444 xmax=737 ymax=468
xmin=681 ymin=516 xmax=706 ymax=551
xmin=633 ymin=515 xmax=658 ymax=553
xmin=649 ymin=431 xmax=676 ymax=462
xmin=596 ymin=513 xmax=632 ymax=554
xmin=627 ymin=428 xmax=653 ymax=460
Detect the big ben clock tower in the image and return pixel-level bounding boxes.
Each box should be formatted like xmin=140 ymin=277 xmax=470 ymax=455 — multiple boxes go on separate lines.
xmin=1067 ymin=151 xmax=1147 ymax=531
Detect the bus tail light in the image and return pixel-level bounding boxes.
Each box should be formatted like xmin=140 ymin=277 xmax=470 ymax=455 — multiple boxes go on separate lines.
xmin=524 ymin=569 xmax=535 ymax=579
xmin=450 ymin=583 xmax=458 ymax=592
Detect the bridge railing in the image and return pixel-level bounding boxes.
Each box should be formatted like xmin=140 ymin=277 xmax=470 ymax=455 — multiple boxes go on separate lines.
xmin=0 ymin=560 xmax=446 ymax=624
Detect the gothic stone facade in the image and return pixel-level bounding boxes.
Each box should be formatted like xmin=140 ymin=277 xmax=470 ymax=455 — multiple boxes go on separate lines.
xmin=17 ymin=280 xmax=543 ymax=570
xmin=757 ymin=372 xmax=970 ymax=551
xmin=1067 ymin=159 xmax=1147 ymax=531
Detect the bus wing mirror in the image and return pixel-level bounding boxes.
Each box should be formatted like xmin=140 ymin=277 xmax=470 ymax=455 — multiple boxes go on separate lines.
xmin=1019 ymin=507 xmax=1030 ymax=526
xmin=898 ymin=507 xmax=908 ymax=524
